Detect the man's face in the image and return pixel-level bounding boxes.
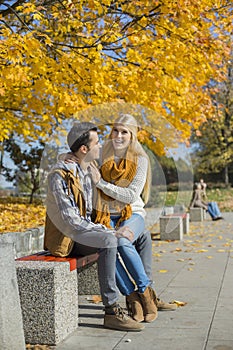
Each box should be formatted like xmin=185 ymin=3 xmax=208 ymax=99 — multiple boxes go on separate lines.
xmin=85 ymin=131 xmax=101 ymax=162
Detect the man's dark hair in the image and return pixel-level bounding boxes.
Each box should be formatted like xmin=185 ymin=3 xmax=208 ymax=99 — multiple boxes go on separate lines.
xmin=67 ymin=122 xmax=97 ymax=152
xmin=70 ymin=128 xmax=97 ymax=152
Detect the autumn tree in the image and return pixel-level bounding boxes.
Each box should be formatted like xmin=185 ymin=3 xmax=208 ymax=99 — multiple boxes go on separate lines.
xmin=0 ymin=0 xmax=232 ymax=156
xmin=191 ymin=60 xmax=233 ymax=186
xmin=3 ymin=138 xmax=45 ymax=203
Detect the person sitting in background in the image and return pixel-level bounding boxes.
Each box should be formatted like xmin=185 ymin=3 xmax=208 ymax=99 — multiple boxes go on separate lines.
xmin=189 ymin=183 xmax=223 ymax=221
xmin=199 ymin=178 xmax=207 ymax=198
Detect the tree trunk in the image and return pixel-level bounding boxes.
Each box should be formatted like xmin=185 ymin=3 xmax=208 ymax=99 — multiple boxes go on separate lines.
xmin=0 ymin=141 xmax=4 ymax=175
xmin=29 ymin=190 xmax=34 ymax=204
xmin=224 ymin=165 xmax=229 ymax=187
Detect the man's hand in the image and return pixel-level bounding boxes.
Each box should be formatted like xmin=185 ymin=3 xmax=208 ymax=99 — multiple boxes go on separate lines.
xmin=115 ymin=226 xmax=134 ymax=242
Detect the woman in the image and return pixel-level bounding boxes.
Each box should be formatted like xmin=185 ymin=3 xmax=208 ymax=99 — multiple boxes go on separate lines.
xmin=189 ymin=183 xmax=223 ymax=221
xmin=90 ymin=114 xmax=158 ymax=323
xmin=61 ymin=115 xmax=176 ymax=321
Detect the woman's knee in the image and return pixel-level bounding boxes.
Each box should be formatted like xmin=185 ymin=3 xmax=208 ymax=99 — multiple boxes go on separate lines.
xmin=117 ymin=237 xmax=132 ymax=248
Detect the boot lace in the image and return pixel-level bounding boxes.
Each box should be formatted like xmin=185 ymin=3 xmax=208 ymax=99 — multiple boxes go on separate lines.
xmin=113 ymin=305 xmax=126 ymax=319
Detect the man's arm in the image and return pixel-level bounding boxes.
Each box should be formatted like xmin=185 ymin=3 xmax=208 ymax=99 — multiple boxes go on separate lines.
xmin=46 ymin=172 xmax=134 ymax=242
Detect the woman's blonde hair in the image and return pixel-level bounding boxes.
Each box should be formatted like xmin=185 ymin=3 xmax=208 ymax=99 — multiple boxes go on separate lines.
xmin=104 ymin=114 xmax=152 ymax=203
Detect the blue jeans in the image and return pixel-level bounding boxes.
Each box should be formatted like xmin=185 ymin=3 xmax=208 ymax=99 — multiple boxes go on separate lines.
xmin=134 ymin=229 xmax=153 ymax=286
xmin=110 ymin=214 xmax=150 ymax=296
xmin=207 ymin=202 xmax=221 ymax=219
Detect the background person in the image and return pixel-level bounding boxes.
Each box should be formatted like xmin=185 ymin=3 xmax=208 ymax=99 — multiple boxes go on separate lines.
xmin=199 ymin=178 xmax=207 ymax=198
xmin=190 ymin=183 xmax=223 ymax=221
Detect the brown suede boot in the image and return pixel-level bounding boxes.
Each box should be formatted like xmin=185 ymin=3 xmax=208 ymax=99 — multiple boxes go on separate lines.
xmin=126 ymin=291 xmax=144 ymax=322
xmin=104 ymin=304 xmax=145 ymax=331
xmin=148 ymin=286 xmax=177 ymax=311
xmin=138 ymin=287 xmax=158 ymax=323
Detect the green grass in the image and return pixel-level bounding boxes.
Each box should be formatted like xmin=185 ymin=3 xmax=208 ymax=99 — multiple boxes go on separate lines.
xmin=147 ymin=187 xmax=233 ymax=212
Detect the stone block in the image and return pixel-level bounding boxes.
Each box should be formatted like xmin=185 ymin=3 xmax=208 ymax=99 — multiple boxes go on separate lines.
xmin=190 ymin=208 xmax=204 ymax=222
xmin=16 ymin=261 xmax=78 ymax=345
xmin=174 ymin=204 xmax=186 ymax=214
xmin=78 ymin=262 xmax=100 ymax=295
xmin=162 ymin=206 xmax=174 ymax=215
xmin=183 ymin=213 xmax=190 ymax=234
xmin=0 ymin=244 xmax=25 ymax=350
xmin=160 ymin=216 xmax=183 ymax=241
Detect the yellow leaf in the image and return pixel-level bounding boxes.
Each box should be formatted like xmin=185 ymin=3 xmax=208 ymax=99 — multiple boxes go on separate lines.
xmin=97 ymin=43 xmax=103 ymax=51
xmin=206 ymin=256 xmax=213 ymax=259
xmin=172 ymin=300 xmax=187 ymax=307
xmin=158 ymin=269 xmax=168 ymax=273
xmin=86 ymin=295 xmax=102 ymax=304
xmin=33 ymin=13 xmax=42 ymax=20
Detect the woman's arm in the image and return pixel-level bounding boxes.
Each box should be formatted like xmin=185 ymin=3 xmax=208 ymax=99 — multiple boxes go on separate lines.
xmin=92 ymin=156 xmax=148 ymax=204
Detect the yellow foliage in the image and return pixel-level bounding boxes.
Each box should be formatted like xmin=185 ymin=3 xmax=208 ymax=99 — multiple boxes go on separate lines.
xmin=0 ymin=0 xmax=232 ymax=154
xmin=0 ymin=199 xmax=46 ymax=233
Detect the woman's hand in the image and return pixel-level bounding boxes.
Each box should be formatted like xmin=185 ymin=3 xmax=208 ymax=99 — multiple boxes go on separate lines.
xmin=89 ymin=163 xmax=101 ymax=184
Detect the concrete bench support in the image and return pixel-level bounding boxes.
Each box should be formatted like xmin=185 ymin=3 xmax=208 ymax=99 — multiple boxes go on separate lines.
xmin=182 ymin=213 xmax=190 ymax=234
xmin=0 ymin=244 xmax=25 ymax=350
xmin=16 ymin=251 xmax=99 ymax=345
xmin=160 ymin=216 xmax=183 ymax=241
xmin=189 ymin=208 xmax=204 ymax=222
xmin=78 ymin=262 xmax=100 ymax=295
xmin=16 ymin=261 xmax=79 ymax=345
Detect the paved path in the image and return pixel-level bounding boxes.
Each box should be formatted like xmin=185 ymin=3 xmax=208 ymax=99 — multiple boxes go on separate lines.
xmin=54 ymin=212 xmax=233 ymax=350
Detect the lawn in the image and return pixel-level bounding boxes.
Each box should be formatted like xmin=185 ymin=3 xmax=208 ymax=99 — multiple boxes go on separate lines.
xmin=160 ymin=188 xmax=233 ymax=212
xmin=0 ymin=187 xmax=232 ymax=234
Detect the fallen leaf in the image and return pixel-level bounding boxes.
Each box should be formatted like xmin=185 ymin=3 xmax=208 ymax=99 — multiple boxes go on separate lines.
xmin=86 ymin=295 xmax=102 ymax=303
xmin=206 ymin=256 xmax=213 ymax=259
xmin=177 ymin=259 xmax=185 ymax=262
xmin=196 ymin=249 xmax=208 ymax=253
xmin=172 ymin=300 xmax=187 ymax=307
xmin=158 ymin=269 xmax=168 ymax=273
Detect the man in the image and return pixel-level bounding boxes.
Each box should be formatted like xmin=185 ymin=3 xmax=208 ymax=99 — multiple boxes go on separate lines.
xmin=44 ymin=122 xmax=144 ymax=331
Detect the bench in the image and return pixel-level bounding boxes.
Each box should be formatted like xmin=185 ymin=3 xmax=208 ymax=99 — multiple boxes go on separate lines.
xmin=189 ymin=207 xmax=206 ymax=222
xmin=15 ymin=251 xmax=99 ymax=345
xmin=159 ymin=212 xmax=189 ymax=240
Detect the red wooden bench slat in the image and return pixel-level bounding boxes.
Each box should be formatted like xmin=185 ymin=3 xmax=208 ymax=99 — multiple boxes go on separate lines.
xmin=16 ymin=251 xmax=99 ymax=272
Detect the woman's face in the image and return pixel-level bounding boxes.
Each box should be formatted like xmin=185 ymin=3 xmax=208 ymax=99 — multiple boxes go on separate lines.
xmin=111 ymin=124 xmax=131 ymax=152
